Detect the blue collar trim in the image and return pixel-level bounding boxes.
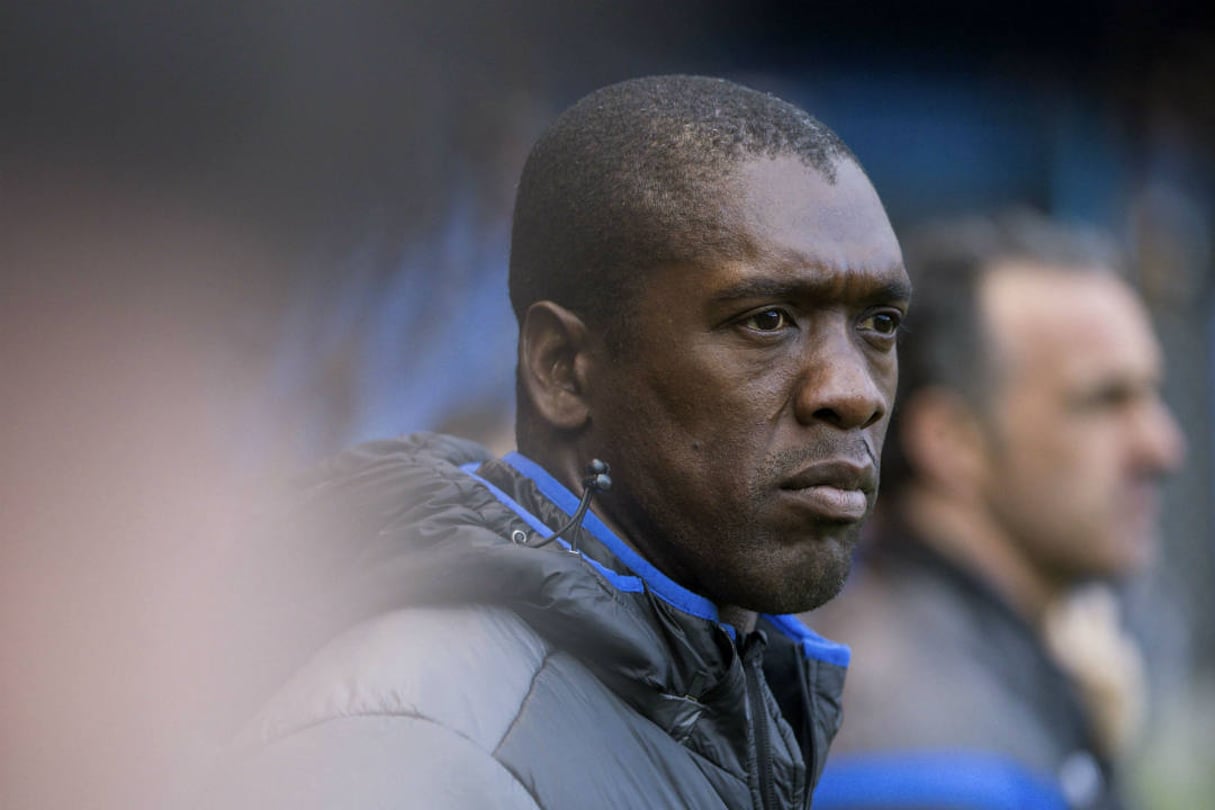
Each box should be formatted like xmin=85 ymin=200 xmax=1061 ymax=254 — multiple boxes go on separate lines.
xmin=464 ymin=454 xmax=845 ymax=660
xmin=763 ymin=612 xmax=851 ymax=668
xmin=812 ymin=751 xmax=1070 ymax=810
xmin=502 ymin=452 xmax=721 ymax=622
xmin=459 ymin=463 xmax=644 ymax=595
xmin=497 ymin=453 xmax=848 ymax=665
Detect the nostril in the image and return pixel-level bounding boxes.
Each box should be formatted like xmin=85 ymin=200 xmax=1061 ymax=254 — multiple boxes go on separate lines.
xmin=811 ymin=400 xmax=884 ymax=431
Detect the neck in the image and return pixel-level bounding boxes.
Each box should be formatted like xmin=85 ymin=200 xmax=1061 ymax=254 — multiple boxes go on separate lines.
xmin=520 ymin=441 xmax=647 ymax=558
xmin=718 ymin=605 xmax=759 ymax=635
xmin=898 ymin=483 xmax=1064 ymax=623
xmin=522 ymin=442 xmax=744 ymax=629
xmin=520 ymin=442 xmax=590 ymax=499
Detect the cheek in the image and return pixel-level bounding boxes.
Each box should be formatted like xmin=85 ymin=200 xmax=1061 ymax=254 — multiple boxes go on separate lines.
xmin=664 ymin=360 xmax=790 ymax=436
xmin=1054 ymin=422 xmax=1125 ymax=487
xmin=877 ymin=352 xmax=900 ymax=394
xmin=1011 ymin=430 xmax=1121 ymax=518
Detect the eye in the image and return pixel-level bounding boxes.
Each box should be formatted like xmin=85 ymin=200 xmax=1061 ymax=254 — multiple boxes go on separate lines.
xmin=859 ymin=310 xmax=902 ymax=337
xmin=1072 ymin=380 xmax=1140 ymax=413
xmin=742 ymin=308 xmax=793 ymax=332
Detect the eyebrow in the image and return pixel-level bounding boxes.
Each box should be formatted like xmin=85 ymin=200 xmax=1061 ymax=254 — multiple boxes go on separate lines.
xmin=709 ymin=275 xmax=913 ymax=306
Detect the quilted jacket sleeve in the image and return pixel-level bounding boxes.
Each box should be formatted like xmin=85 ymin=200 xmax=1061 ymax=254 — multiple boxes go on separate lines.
xmin=199 ymin=713 xmax=541 ymax=809
xmin=197 ymin=605 xmax=554 ymax=810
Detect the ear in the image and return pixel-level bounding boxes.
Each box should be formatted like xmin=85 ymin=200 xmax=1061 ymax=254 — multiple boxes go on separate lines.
xmin=518 ymin=300 xmax=594 ymax=431
xmin=897 ymin=386 xmax=993 ymax=498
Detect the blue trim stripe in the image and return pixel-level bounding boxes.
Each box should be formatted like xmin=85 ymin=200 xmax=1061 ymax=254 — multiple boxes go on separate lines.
xmin=503 ymin=452 xmax=721 ymax=622
xmin=813 ymin=751 xmax=1069 ymax=810
xmin=458 ymin=463 xmax=644 ymax=594
xmin=472 ymin=453 xmax=850 ymax=665
xmin=763 ymin=613 xmax=851 ymax=668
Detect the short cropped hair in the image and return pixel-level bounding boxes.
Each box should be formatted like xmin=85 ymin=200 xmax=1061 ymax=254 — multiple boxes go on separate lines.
xmin=508 ymin=74 xmax=857 ymax=350
xmin=882 ymin=208 xmax=1127 ymax=496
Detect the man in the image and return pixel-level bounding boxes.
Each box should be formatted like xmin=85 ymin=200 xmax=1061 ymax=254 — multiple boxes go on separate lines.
xmin=203 ymin=75 xmax=910 ymax=808
xmin=809 ymin=211 xmax=1185 ymax=810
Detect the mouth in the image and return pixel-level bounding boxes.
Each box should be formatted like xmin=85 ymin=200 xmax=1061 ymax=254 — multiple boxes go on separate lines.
xmin=778 ymin=460 xmax=876 ymax=523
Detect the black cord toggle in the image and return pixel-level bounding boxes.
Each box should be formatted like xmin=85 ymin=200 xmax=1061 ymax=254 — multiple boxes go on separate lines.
xmin=530 ymin=459 xmax=612 ymax=552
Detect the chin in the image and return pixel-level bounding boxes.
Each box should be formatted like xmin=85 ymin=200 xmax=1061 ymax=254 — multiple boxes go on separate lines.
xmin=734 ymin=551 xmax=854 ymax=615
xmin=1101 ymin=531 xmax=1159 ymax=578
xmin=790 ymin=568 xmax=852 ymax=612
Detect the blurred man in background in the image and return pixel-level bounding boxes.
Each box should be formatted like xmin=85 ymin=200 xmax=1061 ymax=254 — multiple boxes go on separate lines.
xmin=809 ymin=211 xmax=1186 ymax=810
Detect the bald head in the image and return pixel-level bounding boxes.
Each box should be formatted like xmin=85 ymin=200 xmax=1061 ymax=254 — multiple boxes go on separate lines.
xmin=508 ymin=75 xmax=859 ymax=350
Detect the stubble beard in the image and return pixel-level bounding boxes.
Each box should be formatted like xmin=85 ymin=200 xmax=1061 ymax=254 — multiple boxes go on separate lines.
xmin=653 ymin=494 xmax=859 ymax=616
xmin=611 ymin=438 xmax=865 ymax=615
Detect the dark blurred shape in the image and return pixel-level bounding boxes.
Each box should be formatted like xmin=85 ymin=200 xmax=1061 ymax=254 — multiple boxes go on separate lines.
xmin=0 ymin=0 xmax=740 ymax=247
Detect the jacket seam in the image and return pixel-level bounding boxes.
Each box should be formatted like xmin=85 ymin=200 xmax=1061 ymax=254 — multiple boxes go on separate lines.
xmin=257 ymin=710 xmax=544 ymax=809
xmin=260 ymin=707 xmax=480 ymax=749
xmin=493 ymin=649 xmax=556 ymax=758
xmin=486 ymin=650 xmax=556 ymax=809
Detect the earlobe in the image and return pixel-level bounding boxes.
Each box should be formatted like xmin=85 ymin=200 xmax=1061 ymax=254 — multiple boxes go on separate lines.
xmin=519 ymin=301 xmax=593 ymax=431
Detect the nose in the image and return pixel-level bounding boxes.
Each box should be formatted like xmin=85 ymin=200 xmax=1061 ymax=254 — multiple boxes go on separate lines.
xmin=1133 ymin=396 xmax=1186 ymax=476
xmin=792 ymin=330 xmax=888 ymax=431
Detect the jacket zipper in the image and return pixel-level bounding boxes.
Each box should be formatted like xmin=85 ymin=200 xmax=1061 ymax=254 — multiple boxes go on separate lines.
xmin=745 ymin=641 xmax=778 ymax=810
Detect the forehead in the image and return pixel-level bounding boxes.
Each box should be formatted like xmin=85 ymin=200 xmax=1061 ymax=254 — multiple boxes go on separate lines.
xmin=643 ymin=155 xmax=906 ymax=305
xmin=982 ymin=264 xmax=1162 ymax=387
xmin=732 ymin=156 xmax=903 ymax=273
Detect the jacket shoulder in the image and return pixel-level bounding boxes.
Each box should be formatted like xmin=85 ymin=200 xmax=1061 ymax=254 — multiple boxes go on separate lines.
xmin=202 ymin=712 xmax=542 ymax=810
xmin=239 ymin=605 xmax=553 ymax=753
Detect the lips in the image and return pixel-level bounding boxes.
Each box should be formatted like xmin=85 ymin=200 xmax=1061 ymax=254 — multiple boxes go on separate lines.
xmin=778 ymin=460 xmax=876 ymax=522
xmin=780 ymin=459 xmax=876 ymax=492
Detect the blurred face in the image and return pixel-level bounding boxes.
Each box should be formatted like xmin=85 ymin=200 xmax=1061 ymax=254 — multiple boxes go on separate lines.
xmin=584 ymin=156 xmax=909 ymax=614
xmin=979 ymin=265 xmax=1185 ymax=584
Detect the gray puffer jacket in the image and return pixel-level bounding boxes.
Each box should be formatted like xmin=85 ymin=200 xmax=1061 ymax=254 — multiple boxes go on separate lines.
xmin=203 ymin=433 xmax=849 ymax=809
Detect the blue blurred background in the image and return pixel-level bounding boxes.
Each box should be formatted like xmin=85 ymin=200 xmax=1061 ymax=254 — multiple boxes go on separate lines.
xmin=2 ymin=1 xmax=1212 ymax=807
